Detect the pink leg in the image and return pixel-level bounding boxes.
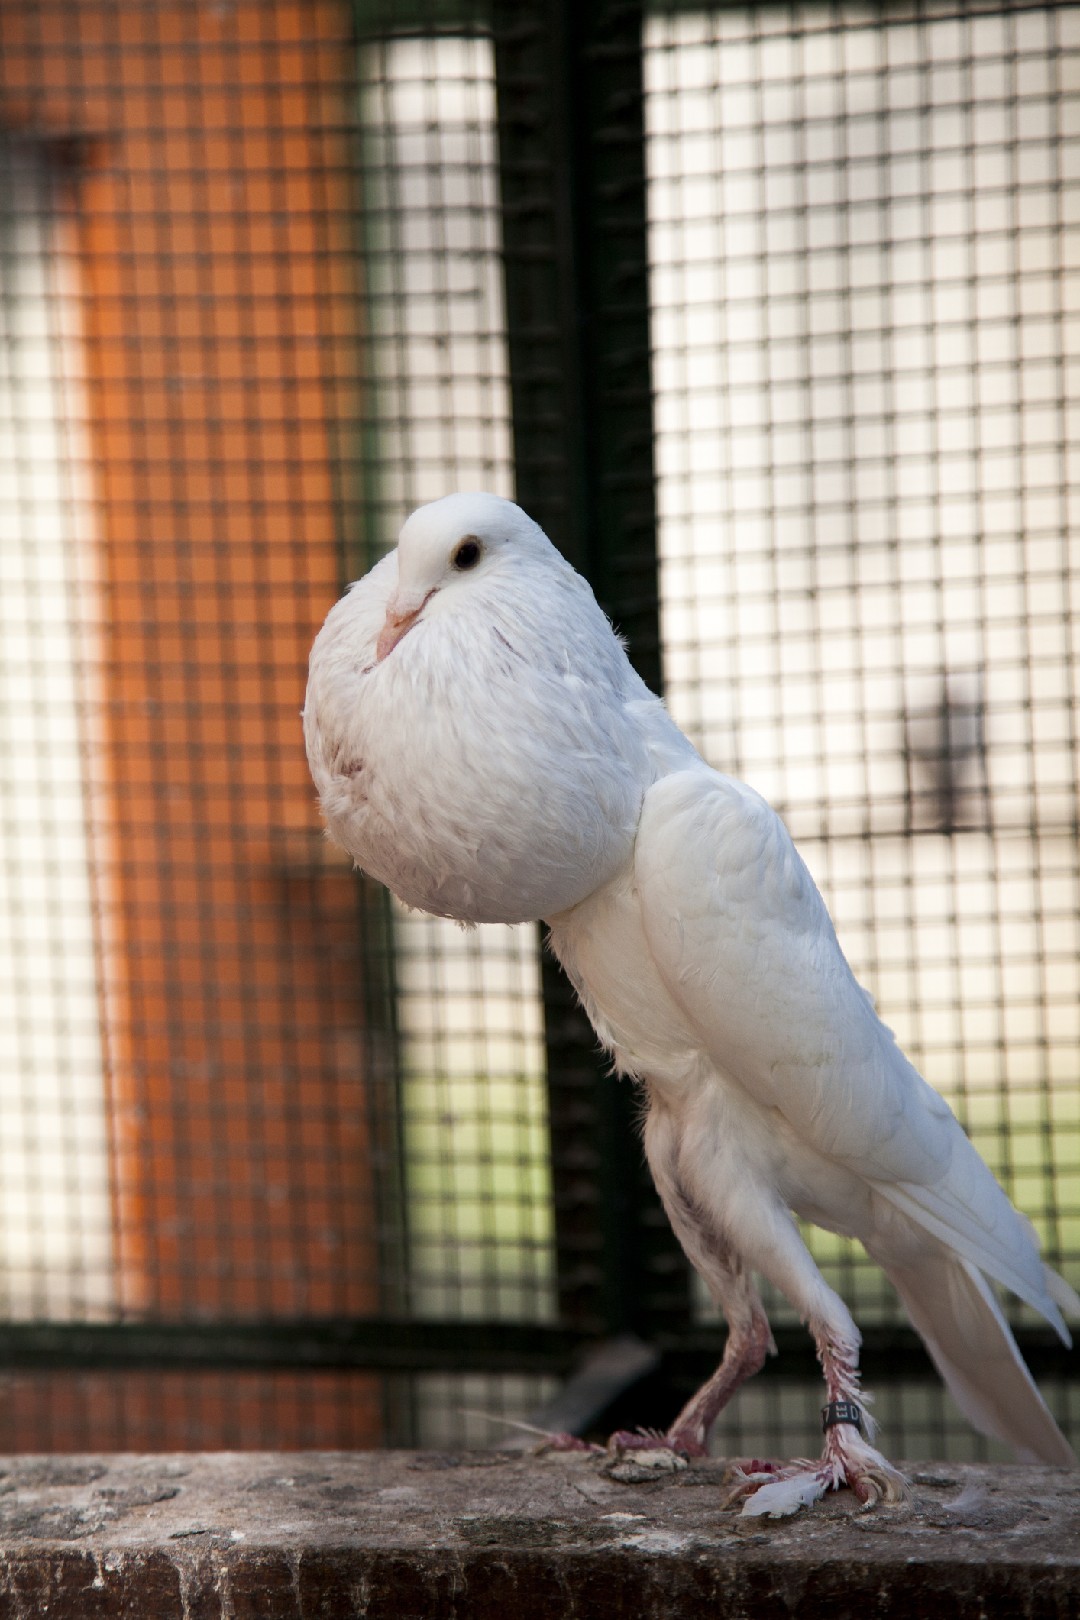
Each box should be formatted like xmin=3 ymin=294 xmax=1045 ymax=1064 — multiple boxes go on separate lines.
xmin=539 ymin=1294 xmax=771 ymax=1459
xmin=637 ymin=1175 xmax=910 ymax=1517
xmin=607 ymin=1155 xmax=776 ymax=1458
xmin=539 ymin=1168 xmax=775 ymax=1459
xmin=727 ymin=1317 xmax=908 ymax=1517
xmin=610 ymin=1291 xmax=773 ymax=1457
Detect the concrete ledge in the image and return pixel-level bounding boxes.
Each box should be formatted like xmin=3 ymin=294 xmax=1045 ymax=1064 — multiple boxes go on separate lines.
xmin=0 ymin=1451 xmax=1075 ymax=1618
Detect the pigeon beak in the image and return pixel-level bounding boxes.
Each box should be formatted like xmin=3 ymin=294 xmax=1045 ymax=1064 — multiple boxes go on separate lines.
xmin=376 ymin=588 xmax=435 ymax=662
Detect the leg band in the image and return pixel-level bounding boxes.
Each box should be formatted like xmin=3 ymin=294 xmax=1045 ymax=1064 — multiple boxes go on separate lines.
xmin=821 ymin=1399 xmax=862 ymax=1432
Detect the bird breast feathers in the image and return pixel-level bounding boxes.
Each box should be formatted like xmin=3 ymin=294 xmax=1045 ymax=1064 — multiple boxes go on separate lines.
xmin=304 ymin=555 xmax=652 ymax=924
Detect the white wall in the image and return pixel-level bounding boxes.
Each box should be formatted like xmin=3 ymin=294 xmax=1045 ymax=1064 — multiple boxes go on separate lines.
xmin=359 ymin=41 xmax=552 ymax=1322
xmin=0 ymin=139 xmax=113 ymax=1317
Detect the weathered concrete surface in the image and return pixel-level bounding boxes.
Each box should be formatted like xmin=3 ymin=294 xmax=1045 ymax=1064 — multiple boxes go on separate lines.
xmin=0 ymin=1451 xmax=1074 ymax=1618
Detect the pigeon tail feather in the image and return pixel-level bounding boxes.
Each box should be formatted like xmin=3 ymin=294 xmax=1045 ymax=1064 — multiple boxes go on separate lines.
xmin=873 ymin=1178 xmax=1073 ymax=1345
xmin=875 ymin=1240 xmax=1076 ymax=1467
xmin=1045 ymin=1264 xmax=1080 ymax=1340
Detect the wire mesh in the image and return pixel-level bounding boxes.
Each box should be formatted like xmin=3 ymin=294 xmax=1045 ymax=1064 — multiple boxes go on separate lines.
xmin=0 ymin=0 xmax=1076 ymax=1463
xmin=0 ymin=2 xmax=560 ymax=1451
xmin=0 ymin=0 xmax=393 ymax=1447
xmin=355 ymin=28 xmax=557 ymax=1442
xmin=0 ymin=137 xmax=111 ymax=1325
xmin=357 ymin=35 xmax=553 ymax=1330
xmin=645 ymin=1 xmax=1080 ymax=1455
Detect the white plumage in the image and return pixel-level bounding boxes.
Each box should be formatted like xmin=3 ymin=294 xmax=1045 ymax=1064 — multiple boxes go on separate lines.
xmin=304 ymin=492 xmax=1079 ymax=1513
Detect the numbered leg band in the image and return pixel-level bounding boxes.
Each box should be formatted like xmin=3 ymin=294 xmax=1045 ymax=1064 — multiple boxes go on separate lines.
xmin=821 ymin=1399 xmax=862 ymax=1432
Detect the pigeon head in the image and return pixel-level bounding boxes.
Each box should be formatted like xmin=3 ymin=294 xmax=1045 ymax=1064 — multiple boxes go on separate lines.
xmin=376 ymin=492 xmax=552 ymax=661
xmin=306 ymin=488 xmax=657 ymax=923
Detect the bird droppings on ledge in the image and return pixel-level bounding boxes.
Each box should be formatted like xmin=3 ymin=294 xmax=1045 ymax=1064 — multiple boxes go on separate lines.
xmin=0 ymin=1451 xmax=1074 ymax=1618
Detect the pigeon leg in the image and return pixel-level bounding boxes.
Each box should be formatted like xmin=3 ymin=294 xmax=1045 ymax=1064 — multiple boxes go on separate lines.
xmin=609 ymin=1285 xmax=773 ymax=1458
xmin=713 ymin=1206 xmax=909 ymax=1515
xmin=667 ymin=1298 xmax=774 ymax=1454
xmin=728 ymin=1321 xmax=908 ymax=1517
xmin=536 ymin=1314 xmax=768 ymax=1461
xmin=609 ymin=1143 xmax=776 ymax=1457
xmin=811 ymin=1325 xmax=909 ymax=1506
xmin=542 ymin=1152 xmax=775 ymax=1459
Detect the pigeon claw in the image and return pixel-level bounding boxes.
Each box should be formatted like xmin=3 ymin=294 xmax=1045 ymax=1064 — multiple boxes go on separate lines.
xmin=723 ymin=1430 xmax=909 ymax=1519
xmin=607 ymin=1428 xmax=708 ymax=1459
xmin=532 ymin=1430 xmax=603 ymax=1456
xmin=846 ymin=1456 xmax=909 ymax=1509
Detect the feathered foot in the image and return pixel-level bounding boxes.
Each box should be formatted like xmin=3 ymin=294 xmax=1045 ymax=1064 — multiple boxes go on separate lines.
xmin=593 ymin=1286 xmax=773 ymax=1462
xmin=723 ymin=1324 xmax=909 ymax=1518
xmin=724 ymin=1422 xmax=908 ymax=1518
xmin=606 ymin=1427 xmax=707 ymax=1458
xmin=532 ymin=1427 xmax=704 ymax=1459
xmin=532 ymin=1430 xmax=602 ymax=1455
xmin=458 ymin=1413 xmax=697 ymax=1459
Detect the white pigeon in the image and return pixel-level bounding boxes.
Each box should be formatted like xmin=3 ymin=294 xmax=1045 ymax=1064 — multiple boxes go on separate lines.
xmin=304 ymin=491 xmax=1079 ymax=1515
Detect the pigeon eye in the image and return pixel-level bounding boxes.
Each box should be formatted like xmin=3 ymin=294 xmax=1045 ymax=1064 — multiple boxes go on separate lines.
xmin=452 ymin=538 xmax=482 ymax=571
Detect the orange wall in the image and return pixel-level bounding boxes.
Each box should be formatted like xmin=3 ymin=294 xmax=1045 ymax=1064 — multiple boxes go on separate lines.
xmin=1 ymin=0 xmax=382 ymax=1445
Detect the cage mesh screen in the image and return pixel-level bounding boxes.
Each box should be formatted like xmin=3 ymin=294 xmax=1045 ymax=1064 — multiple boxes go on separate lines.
xmin=356 ymin=31 xmax=556 ymax=1442
xmin=0 ymin=3 xmax=557 ymax=1451
xmin=358 ymin=36 xmax=552 ymax=1328
xmin=0 ymin=0 xmax=390 ymax=1449
xmin=0 ymin=138 xmax=111 ymax=1324
xmin=645 ymin=4 xmax=1080 ymax=1454
xmin=0 ymin=0 xmax=1076 ymax=1462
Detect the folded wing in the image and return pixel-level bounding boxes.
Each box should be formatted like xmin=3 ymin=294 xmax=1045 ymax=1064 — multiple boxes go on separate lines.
xmin=634 ymin=768 xmax=1074 ymax=1340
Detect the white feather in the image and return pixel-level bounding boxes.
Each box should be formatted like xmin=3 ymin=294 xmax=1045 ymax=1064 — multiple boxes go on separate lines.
xmin=740 ymin=1474 xmax=827 ymax=1518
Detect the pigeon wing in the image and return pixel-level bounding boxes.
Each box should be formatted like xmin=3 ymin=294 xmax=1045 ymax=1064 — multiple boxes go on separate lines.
xmin=633 ymin=768 xmax=1070 ymax=1334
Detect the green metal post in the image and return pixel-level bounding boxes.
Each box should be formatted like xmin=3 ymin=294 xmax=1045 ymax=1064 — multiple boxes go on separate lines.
xmin=493 ymin=0 xmax=692 ymax=1343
